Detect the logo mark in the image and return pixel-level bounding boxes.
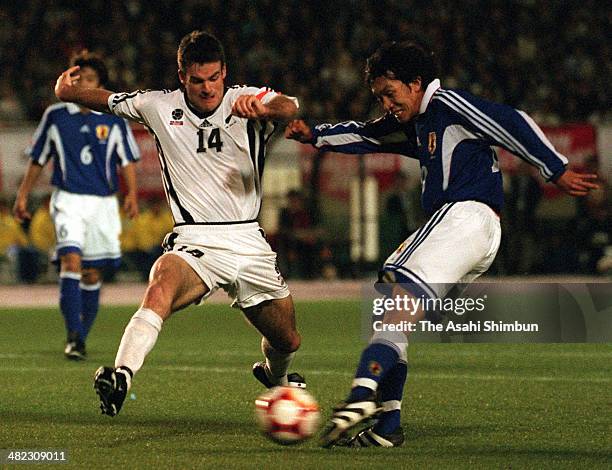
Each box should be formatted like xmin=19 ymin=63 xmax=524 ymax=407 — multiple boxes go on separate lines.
xmin=96 ymin=124 xmax=109 ymax=140
xmin=428 ymin=132 xmax=437 ymax=155
xmin=170 ymin=109 xmax=184 ymax=126
xmin=368 ymin=361 xmax=382 ymax=376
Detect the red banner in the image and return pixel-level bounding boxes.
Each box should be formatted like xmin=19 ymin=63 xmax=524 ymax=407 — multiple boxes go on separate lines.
xmin=128 ymin=125 xmax=163 ymax=199
xmin=498 ymin=123 xmax=597 ymax=174
xmin=498 ymin=123 xmax=597 ymax=198
xmin=299 ymin=145 xmax=402 ymax=200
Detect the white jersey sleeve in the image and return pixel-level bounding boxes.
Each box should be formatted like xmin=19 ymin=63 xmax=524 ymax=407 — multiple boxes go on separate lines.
xmin=226 ymin=86 xmax=299 ymax=109
xmin=107 ymin=89 xmax=169 ymax=125
xmin=104 ymin=87 xmax=297 ymax=225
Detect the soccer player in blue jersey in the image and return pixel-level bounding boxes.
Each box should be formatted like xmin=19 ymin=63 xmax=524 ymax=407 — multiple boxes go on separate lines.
xmin=286 ymin=38 xmax=599 ymax=447
xmin=14 ymin=51 xmax=140 ymax=360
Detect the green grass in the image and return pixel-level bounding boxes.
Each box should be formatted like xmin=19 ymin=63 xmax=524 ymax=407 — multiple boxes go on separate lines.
xmin=0 ymin=301 xmax=610 ymax=469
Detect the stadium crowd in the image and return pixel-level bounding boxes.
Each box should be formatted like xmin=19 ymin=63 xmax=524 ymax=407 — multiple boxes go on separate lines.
xmin=0 ymin=1 xmax=608 ymax=280
xmin=0 ymin=0 xmax=609 ymax=124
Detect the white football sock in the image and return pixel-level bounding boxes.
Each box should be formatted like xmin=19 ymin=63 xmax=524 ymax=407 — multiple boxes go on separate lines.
xmin=115 ymin=308 xmax=163 ymax=379
xmin=371 ymin=330 xmax=408 ymax=361
xmin=262 ymin=337 xmax=295 ymax=386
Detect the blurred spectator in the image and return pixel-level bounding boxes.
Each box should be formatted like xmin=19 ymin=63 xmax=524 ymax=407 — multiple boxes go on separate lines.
xmin=0 ymin=77 xmax=26 ymax=122
xmin=0 ymin=0 xmax=609 ymax=279
xmin=575 ymin=185 xmax=610 ymax=274
xmin=278 ymin=190 xmax=329 ymax=279
xmin=380 ymin=172 xmax=423 ymax=262
xmin=0 ymin=198 xmax=28 ymax=281
xmin=536 ymin=226 xmax=578 ymax=274
xmin=29 ymin=194 xmax=55 ymax=254
xmin=502 ymin=164 xmax=542 ymax=274
xmin=0 ymin=198 xmax=28 ymax=252
xmin=122 ymin=195 xmax=173 ymax=281
xmin=596 ymin=246 xmax=612 ymax=276
xmin=23 ymin=194 xmax=55 ymax=282
xmin=0 ymin=1 xmax=608 ymax=124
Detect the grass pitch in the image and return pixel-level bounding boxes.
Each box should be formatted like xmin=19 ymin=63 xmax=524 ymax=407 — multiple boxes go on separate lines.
xmin=0 ymin=300 xmax=610 ymax=469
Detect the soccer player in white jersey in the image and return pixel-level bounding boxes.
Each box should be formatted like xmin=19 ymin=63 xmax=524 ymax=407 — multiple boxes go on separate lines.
xmin=54 ymin=31 xmax=303 ymax=417
xmin=14 ymin=51 xmax=139 ymax=361
xmin=286 ymin=38 xmax=599 ymax=447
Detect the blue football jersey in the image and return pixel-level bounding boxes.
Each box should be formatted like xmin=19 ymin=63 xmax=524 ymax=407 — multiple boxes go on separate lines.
xmin=309 ymin=80 xmax=568 ymax=214
xmin=27 ymin=102 xmax=140 ymax=196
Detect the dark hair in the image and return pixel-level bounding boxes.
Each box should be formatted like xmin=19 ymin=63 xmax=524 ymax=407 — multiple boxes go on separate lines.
xmin=70 ymin=50 xmax=109 ymax=86
xmin=177 ymin=30 xmax=225 ymax=72
xmin=365 ymin=37 xmax=438 ymax=88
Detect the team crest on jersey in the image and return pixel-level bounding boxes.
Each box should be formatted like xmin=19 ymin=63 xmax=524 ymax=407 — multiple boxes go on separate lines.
xmin=170 ymin=108 xmax=184 ymax=125
xmin=95 ymin=125 xmax=109 ymax=141
xmin=428 ymin=132 xmax=436 ymax=155
xmin=368 ymin=361 xmax=382 ymax=376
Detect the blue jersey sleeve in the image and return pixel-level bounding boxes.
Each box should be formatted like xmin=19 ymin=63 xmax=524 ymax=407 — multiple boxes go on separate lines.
xmin=434 ymin=89 xmax=568 ymax=181
xmin=117 ymin=118 xmax=140 ymax=166
xmin=27 ymin=105 xmax=57 ymax=166
xmin=310 ymin=113 xmax=418 ymax=158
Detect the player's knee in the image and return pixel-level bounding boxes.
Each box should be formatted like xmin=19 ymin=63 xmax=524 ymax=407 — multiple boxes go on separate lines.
xmin=143 ymin=278 xmax=174 ymax=318
xmin=61 ymin=253 xmax=81 ymax=273
xmin=82 ymin=268 xmax=101 ymax=285
xmin=279 ymin=331 xmax=301 ymax=353
xmin=289 ymin=332 xmax=301 ymax=352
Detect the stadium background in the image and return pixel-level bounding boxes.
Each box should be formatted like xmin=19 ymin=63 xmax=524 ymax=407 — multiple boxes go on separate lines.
xmin=0 ymin=2 xmax=610 ymax=468
xmin=0 ymin=0 xmax=610 ymax=284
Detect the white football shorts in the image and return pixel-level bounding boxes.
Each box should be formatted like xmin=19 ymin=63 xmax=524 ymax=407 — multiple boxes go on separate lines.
xmin=162 ymin=222 xmax=290 ymax=309
xmin=382 ymin=201 xmax=501 ymax=299
xmin=50 ymin=189 xmax=122 ymax=267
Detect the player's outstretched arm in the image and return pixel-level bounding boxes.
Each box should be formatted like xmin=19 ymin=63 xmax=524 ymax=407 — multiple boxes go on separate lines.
xmin=264 ymin=95 xmax=299 ymax=121
xmin=232 ymin=95 xmax=298 ymax=121
xmin=285 ymin=120 xmax=313 ymax=143
xmin=553 ymin=169 xmax=599 ymax=197
xmin=121 ymin=163 xmax=139 ymax=219
xmin=54 ymin=66 xmax=113 ymax=113
xmin=13 ymin=161 xmax=44 ymax=222
xmin=284 ymin=114 xmax=416 ymax=156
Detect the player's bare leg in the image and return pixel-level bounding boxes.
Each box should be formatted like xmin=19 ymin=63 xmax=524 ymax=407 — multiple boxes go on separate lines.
xmin=243 ymin=296 xmax=304 ymax=388
xmin=95 ymin=253 xmax=208 ymax=416
xmin=60 ymin=252 xmax=86 ymax=360
xmin=115 ymin=252 xmax=209 ymax=372
xmin=81 ymin=267 xmax=101 ymax=284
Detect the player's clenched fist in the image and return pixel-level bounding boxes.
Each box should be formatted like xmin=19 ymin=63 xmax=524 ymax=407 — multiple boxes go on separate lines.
xmin=231 ymin=95 xmax=269 ymax=119
xmin=284 ymin=120 xmax=313 ymax=143
xmin=54 ymin=65 xmax=81 ymax=101
xmin=12 ymin=196 xmax=30 ymax=222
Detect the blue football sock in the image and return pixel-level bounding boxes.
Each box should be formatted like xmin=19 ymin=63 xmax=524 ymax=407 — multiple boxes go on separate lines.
xmin=348 ymin=342 xmax=399 ymax=402
xmin=373 ymin=360 xmax=408 ymax=435
xmin=59 ymin=273 xmax=83 ymax=340
xmin=81 ymin=282 xmax=101 ymax=340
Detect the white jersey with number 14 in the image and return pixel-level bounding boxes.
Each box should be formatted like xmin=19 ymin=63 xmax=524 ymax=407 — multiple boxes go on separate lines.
xmin=108 ymin=86 xmax=298 ymax=224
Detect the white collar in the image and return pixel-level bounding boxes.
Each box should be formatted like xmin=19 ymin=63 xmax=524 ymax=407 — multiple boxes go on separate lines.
xmin=65 ymin=102 xmax=102 ymax=115
xmin=419 ymin=78 xmax=441 ymax=114
xmin=65 ymin=103 xmax=81 ymax=114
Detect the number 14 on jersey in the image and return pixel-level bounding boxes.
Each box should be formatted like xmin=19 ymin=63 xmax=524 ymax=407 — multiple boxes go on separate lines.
xmin=197 ymin=127 xmax=223 ymax=153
